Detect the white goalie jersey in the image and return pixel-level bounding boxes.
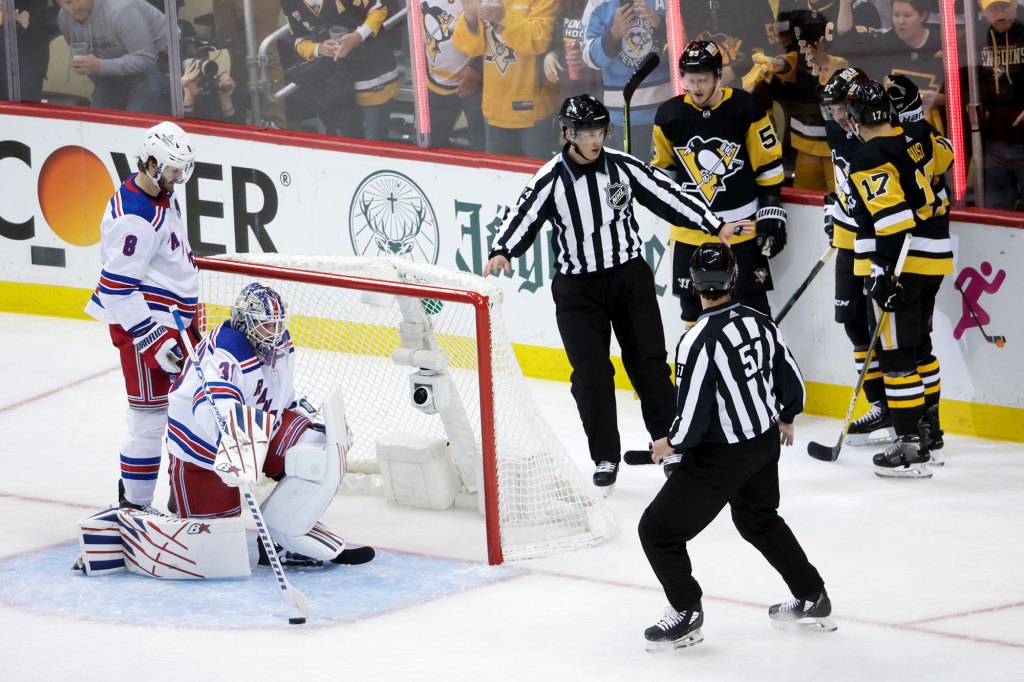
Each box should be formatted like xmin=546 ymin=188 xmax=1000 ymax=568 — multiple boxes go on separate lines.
xmin=166 ymin=321 xmax=298 ymax=472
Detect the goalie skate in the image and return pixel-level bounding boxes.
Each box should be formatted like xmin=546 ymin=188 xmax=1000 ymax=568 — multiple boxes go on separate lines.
xmin=844 ymin=402 xmax=897 ymax=446
xmin=769 ymin=589 xmax=837 ymax=633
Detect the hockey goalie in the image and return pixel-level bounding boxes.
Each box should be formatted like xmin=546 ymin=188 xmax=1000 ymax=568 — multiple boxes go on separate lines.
xmin=75 ymin=283 xmax=374 ymax=578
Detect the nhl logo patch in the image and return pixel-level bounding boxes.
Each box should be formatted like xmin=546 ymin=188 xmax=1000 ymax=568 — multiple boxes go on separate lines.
xmin=605 ymin=182 xmax=629 ymax=209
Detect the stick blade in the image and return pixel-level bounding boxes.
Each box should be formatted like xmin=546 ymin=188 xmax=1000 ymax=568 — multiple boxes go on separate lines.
xmin=807 ymin=441 xmax=841 ymax=462
xmin=624 ymin=53 xmax=661 ymax=103
xmin=291 ymin=588 xmax=310 ymax=620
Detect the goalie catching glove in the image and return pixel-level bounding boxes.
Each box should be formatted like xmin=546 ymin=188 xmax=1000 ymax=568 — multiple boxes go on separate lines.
xmin=755 ymin=204 xmax=787 ymax=258
xmin=132 ymin=320 xmax=183 ymax=374
xmin=214 ymin=404 xmax=272 ymax=488
xmin=868 ymin=258 xmax=904 ymax=312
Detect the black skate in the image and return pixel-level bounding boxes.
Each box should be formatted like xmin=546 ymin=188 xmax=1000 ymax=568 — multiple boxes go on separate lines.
xmin=644 ymin=602 xmax=704 ymax=651
xmin=331 ymin=546 xmax=376 ymax=565
xmin=873 ymin=435 xmax=931 ymax=479
xmin=924 ymin=404 xmax=944 ymax=466
xmin=593 ymin=460 xmax=619 ymax=489
xmin=769 ymin=589 xmax=837 ymax=632
xmin=661 ymin=452 xmax=682 ymax=478
xmin=258 ymin=541 xmax=324 ymax=569
xmin=845 ymin=402 xmax=896 ymax=447
xmin=117 ymin=479 xmax=165 ymax=516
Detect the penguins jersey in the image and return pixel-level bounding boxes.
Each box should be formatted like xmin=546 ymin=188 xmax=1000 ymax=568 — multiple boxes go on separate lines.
xmin=825 ymin=119 xmax=861 ymax=251
xmin=84 ymin=173 xmax=198 ymax=334
xmin=849 ymin=121 xmax=955 ymax=277
xmin=166 ymin=322 xmax=297 ymax=473
xmin=651 ymin=87 xmax=784 ymax=246
xmin=422 ymin=0 xmax=471 ymax=94
xmin=282 ymin=0 xmax=399 ymax=106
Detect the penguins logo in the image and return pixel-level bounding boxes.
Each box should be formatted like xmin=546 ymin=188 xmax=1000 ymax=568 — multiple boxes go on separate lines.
xmin=675 ymin=136 xmax=744 ymax=204
xmin=422 ymin=3 xmax=455 ymax=62
xmin=605 ymin=182 xmax=629 ymax=209
xmin=485 ymin=25 xmax=518 ymax=74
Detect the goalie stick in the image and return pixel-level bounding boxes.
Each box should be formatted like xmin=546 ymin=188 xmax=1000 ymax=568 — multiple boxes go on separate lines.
xmin=622 ymin=52 xmax=660 ymax=155
xmin=954 ymin=280 xmax=1006 ymax=348
xmin=170 ymin=307 xmax=310 ymax=625
xmin=774 ymin=246 xmax=836 ymax=325
xmin=807 ymin=234 xmax=912 ymax=463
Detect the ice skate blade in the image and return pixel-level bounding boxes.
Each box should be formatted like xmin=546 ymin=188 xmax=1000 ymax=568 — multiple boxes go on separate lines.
xmin=645 ymin=628 xmax=704 ymax=652
xmin=874 ymin=463 xmax=932 ymax=479
xmin=845 ymin=429 xmax=897 ymax=447
xmin=598 ymin=483 xmax=616 ymax=498
xmin=928 ymin=452 xmax=945 ymax=467
xmin=771 ymin=617 xmax=837 ymax=633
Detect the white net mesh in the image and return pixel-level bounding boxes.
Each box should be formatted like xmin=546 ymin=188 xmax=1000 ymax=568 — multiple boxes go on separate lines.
xmin=197 ymin=254 xmax=616 ymax=561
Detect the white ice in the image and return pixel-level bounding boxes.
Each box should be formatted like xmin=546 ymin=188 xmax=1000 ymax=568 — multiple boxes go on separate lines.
xmin=1 ymin=312 xmax=1022 ymax=681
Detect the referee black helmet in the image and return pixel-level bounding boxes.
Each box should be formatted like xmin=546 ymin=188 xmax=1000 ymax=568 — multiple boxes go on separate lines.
xmin=559 ymin=94 xmax=611 ymax=134
xmin=690 ymin=243 xmax=738 ymax=294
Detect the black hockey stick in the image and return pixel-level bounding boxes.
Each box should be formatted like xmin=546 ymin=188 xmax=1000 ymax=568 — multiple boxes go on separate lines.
xmin=954 ymin=280 xmax=1006 ymax=348
xmin=622 ymin=53 xmax=660 ymax=155
xmin=775 ymin=246 xmax=836 ymax=325
xmin=807 ymin=234 xmax=912 ymax=463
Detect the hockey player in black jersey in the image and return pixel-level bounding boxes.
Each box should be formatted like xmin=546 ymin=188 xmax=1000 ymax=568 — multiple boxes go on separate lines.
xmin=651 ymin=39 xmax=787 ymax=325
xmin=846 ymin=79 xmax=954 ymax=478
xmin=639 ymin=243 xmax=834 ymax=651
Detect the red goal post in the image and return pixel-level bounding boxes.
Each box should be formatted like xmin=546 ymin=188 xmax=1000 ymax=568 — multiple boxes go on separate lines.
xmin=195 ymin=255 xmax=615 ymax=564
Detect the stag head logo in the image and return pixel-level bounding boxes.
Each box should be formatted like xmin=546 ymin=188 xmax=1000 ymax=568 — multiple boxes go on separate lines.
xmin=348 ymin=171 xmax=440 ymax=263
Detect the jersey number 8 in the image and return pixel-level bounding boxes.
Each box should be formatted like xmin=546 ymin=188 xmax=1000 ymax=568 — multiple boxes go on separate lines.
xmin=122 ymin=234 xmax=138 ymax=256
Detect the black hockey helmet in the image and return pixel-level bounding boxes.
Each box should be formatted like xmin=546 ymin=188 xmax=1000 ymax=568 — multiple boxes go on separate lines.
xmin=690 ymin=243 xmax=738 ymax=294
xmin=559 ymin=94 xmax=611 ymax=133
xmin=846 ymin=79 xmax=891 ymax=127
xmin=679 ymin=40 xmax=722 ymax=80
xmin=820 ymin=66 xmax=867 ymax=120
xmin=789 ymin=9 xmax=830 ymax=46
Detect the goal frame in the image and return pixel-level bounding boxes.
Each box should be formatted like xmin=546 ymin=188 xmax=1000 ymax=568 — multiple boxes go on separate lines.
xmin=195 ymin=256 xmax=505 ymax=565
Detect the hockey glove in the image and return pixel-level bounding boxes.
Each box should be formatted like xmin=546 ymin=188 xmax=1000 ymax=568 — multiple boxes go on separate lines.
xmin=823 ymin=193 xmax=837 ymax=242
xmin=886 ymin=74 xmax=924 ymax=123
xmin=214 ymin=404 xmax=271 ymax=488
xmin=132 ymin=321 xmax=183 ymax=374
xmin=289 ymin=396 xmax=320 ymax=421
xmin=756 ymin=205 xmax=787 ymax=258
xmin=868 ymin=259 xmax=903 ymax=312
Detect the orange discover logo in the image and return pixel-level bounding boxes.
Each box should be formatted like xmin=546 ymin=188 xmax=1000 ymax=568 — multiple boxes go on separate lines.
xmin=37 ymin=146 xmax=115 ymax=247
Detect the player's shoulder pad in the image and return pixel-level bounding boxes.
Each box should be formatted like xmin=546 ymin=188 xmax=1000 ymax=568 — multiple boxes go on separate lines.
xmin=725 ymin=88 xmax=767 ymax=122
xmin=114 ymin=175 xmax=166 ymax=226
xmin=210 ymin=322 xmax=259 ymax=365
xmin=654 ymin=94 xmax=690 ymax=126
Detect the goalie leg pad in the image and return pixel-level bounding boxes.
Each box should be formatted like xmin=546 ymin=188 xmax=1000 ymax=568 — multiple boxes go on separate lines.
xmin=261 ymin=439 xmax=343 ymax=555
xmin=118 ymin=509 xmax=250 ymax=579
xmin=76 ymin=508 xmax=126 ymax=576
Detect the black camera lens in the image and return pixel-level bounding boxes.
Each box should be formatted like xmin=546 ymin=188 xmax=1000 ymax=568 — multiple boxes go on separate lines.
xmin=200 ymin=59 xmax=219 ymax=79
xmin=413 ymin=386 xmax=430 ymax=405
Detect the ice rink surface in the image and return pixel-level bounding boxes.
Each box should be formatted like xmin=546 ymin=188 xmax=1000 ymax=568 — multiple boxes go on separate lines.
xmin=1 ymin=312 xmax=1022 ymax=681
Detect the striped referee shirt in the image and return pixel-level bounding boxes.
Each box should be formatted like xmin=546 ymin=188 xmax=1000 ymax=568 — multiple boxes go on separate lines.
xmin=668 ymin=301 xmax=805 ymax=449
xmin=490 ymin=145 xmax=725 ymax=275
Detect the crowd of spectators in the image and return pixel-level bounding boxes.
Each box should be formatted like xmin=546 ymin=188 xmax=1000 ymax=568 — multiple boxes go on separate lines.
xmin=2 ymin=0 xmax=1023 ymax=209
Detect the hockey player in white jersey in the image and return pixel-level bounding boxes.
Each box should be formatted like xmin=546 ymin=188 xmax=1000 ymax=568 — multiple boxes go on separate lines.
xmin=85 ymin=121 xmax=199 ymax=512
xmin=166 ymin=283 xmax=373 ymax=567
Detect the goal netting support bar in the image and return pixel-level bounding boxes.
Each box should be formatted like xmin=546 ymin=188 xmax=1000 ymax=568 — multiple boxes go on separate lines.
xmin=195 ymin=254 xmax=616 ymax=563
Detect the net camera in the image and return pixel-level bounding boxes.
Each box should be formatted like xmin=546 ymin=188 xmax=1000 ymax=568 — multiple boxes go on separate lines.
xmin=410 ymin=371 xmax=451 ymax=415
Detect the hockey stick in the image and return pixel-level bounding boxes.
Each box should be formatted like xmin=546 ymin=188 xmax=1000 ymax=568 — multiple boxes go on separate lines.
xmin=954 ymin=280 xmax=1006 ymax=348
xmin=774 ymin=246 xmax=837 ymax=324
xmin=170 ymin=307 xmax=310 ymax=625
xmin=622 ymin=52 xmax=660 ymax=155
xmin=807 ymin=234 xmax=912 ymax=463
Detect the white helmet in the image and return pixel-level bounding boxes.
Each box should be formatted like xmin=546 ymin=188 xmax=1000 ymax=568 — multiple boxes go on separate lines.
xmin=138 ymin=121 xmax=196 ymax=184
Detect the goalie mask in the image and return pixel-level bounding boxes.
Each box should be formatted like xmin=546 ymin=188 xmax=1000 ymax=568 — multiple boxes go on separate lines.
xmin=230 ymin=283 xmax=289 ymax=365
xmin=138 ymin=121 xmax=196 ymax=185
xmin=690 ymin=243 xmax=738 ymax=295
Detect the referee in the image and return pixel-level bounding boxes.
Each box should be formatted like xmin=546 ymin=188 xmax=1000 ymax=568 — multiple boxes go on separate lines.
xmin=639 ymin=243 xmax=834 ymax=651
xmin=484 ymin=95 xmax=752 ymax=488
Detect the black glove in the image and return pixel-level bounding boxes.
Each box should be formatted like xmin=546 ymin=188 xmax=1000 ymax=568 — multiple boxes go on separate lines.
xmin=756 ymin=205 xmax=787 ymax=258
xmin=868 ymin=259 xmax=903 ymax=311
xmin=823 ymin=193 xmax=836 ymax=242
xmin=886 ymin=74 xmax=923 ymax=123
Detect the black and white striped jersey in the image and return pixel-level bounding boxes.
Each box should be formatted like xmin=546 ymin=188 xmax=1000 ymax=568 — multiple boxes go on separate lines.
xmin=489 ymin=145 xmax=725 ymax=275
xmin=668 ymin=301 xmax=805 ymax=449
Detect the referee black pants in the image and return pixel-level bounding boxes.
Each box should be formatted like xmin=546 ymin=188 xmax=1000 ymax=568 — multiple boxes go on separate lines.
xmin=638 ymin=425 xmax=825 ymax=611
xmin=551 ymin=258 xmax=677 ymax=463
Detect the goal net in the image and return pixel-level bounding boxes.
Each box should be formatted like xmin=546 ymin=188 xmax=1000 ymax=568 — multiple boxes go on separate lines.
xmin=195 ymin=254 xmax=616 ymax=563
